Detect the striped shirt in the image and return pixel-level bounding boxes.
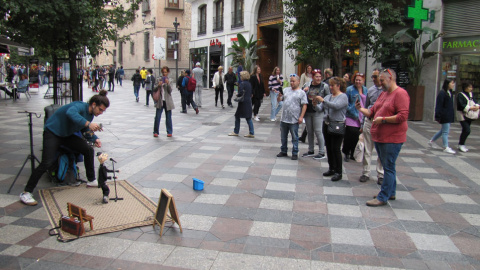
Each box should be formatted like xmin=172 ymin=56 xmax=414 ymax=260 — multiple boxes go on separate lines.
xmin=268 ymin=74 xmax=284 ymax=92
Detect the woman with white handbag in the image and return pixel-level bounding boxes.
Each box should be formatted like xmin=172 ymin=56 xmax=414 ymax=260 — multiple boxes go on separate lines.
xmin=457 ymin=81 xmax=479 ymax=152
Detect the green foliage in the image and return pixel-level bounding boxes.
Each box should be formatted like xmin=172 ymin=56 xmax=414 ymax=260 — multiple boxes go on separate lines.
xmin=393 ymin=27 xmax=443 ymax=86
xmin=284 ymin=0 xmax=404 ymax=74
xmin=226 ymin=34 xmax=266 ymax=73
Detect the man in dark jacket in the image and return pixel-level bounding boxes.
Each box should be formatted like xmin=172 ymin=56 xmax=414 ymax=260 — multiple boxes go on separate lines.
xmin=224 ymin=67 xmax=237 ymax=108
xmin=108 ymin=65 xmax=115 ymax=92
xmin=131 ymin=69 xmax=142 ymax=102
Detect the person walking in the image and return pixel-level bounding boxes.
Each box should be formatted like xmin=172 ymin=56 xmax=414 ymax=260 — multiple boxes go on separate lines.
xmin=140 ymin=67 xmax=147 ymax=88
xmin=177 ymin=70 xmax=187 ymax=113
xmin=268 ymin=67 xmax=284 ymax=121
xmin=343 ymin=72 xmax=368 ymax=162
xmin=153 ymin=66 xmax=175 ymax=137
xmin=315 ymin=77 xmax=348 ymax=182
xmin=357 ymin=69 xmax=410 ymax=207
xmin=19 ymin=91 xmax=110 ymax=206
xmin=302 ymin=69 xmax=330 ymax=160
xmin=428 ymin=78 xmax=456 ymax=154
xmin=108 ymin=64 xmax=115 ymax=92
xmin=457 ymin=81 xmax=480 ymax=152
xmin=212 ymin=66 xmax=225 ymax=108
xmin=359 ymin=69 xmax=384 ymax=184
xmin=250 ymin=65 xmax=265 ymax=121
xmin=276 ymin=74 xmax=308 ymax=160
xmin=192 ymin=62 xmax=204 ymax=107
xmin=182 ymin=70 xmax=199 ymax=114
xmin=225 ymin=67 xmax=237 ymax=107
xmin=131 ymin=69 xmax=142 ymax=102
xmin=229 ymin=71 xmax=254 ymax=138
xmin=144 ymin=69 xmax=155 ymax=106
xmin=117 ymin=66 xmax=124 ymax=86
xmin=92 ymin=65 xmax=100 ymax=92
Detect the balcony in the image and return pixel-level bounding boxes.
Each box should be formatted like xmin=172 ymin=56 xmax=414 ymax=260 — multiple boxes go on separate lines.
xmin=213 ymin=15 xmax=223 ymax=33
xmin=198 ymin=20 xmax=206 ymax=36
xmin=231 ymin=11 xmax=244 ymax=29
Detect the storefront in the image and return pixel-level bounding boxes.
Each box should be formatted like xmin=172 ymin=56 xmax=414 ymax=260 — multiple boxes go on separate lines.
xmin=189 ymin=47 xmax=208 ymax=88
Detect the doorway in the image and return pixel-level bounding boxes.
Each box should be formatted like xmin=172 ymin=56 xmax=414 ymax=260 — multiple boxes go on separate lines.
xmin=257 ymin=23 xmax=282 ymax=94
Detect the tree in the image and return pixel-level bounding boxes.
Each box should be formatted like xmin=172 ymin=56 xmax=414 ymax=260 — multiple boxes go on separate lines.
xmin=226 ymin=34 xmax=266 ymax=73
xmin=0 ymin=0 xmax=141 ymax=101
xmin=283 ymin=0 xmax=404 ymax=75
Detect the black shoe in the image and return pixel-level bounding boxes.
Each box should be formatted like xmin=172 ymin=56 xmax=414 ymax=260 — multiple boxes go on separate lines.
xmin=180 ymin=110 xmax=187 ymax=113
xmin=302 ymin=151 xmax=315 ymax=157
xmin=331 ymin=173 xmax=342 ymax=181
xmin=277 ymin=152 xmax=288 ymax=158
xmin=323 ymin=170 xmax=335 ymax=177
xmin=344 ymin=154 xmax=349 ymax=162
xmin=299 ymin=138 xmax=306 ymax=143
xmin=359 ymin=175 xmax=370 ymax=182
xmin=313 ymin=154 xmax=326 ymax=160
xmin=377 ymin=177 xmax=383 ymax=185
xmin=291 ymin=155 xmax=298 ymax=160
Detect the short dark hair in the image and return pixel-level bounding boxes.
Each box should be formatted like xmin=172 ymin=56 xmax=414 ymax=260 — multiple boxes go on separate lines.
xmin=462 ymin=81 xmax=473 ymax=91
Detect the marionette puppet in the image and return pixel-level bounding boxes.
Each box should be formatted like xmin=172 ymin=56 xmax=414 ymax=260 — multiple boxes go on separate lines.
xmin=96 ymin=152 xmax=116 ymax=203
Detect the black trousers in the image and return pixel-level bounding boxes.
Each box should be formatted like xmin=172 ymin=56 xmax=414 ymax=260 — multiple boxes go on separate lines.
xmin=215 ymin=86 xmax=224 ymax=105
xmin=459 ymin=119 xmax=473 ymax=145
xmin=323 ymin=123 xmax=344 ymax=174
xmin=342 ymin=125 xmax=360 ymax=158
xmin=252 ymin=97 xmax=262 ymax=116
xmin=226 ymin=84 xmax=235 ymax=105
xmin=25 ymin=129 xmax=95 ymax=193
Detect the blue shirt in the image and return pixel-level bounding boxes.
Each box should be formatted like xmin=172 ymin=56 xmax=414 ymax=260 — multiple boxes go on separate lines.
xmin=45 ymin=101 xmax=98 ymax=142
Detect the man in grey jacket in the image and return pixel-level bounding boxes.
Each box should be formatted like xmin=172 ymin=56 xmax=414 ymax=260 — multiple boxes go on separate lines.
xmin=192 ymin=62 xmax=204 ymax=107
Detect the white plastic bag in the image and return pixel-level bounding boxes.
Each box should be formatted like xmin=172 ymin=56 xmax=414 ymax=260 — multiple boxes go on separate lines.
xmin=354 ymin=133 xmax=365 ymax=163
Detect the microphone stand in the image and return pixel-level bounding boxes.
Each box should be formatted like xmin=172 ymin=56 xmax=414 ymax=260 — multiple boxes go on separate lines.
xmin=8 ymin=111 xmax=41 ymax=193
xmin=109 ymin=160 xmax=123 ymax=202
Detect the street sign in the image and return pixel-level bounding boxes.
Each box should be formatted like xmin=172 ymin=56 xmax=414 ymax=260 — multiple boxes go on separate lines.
xmin=154 ymin=37 xmax=166 ymax=60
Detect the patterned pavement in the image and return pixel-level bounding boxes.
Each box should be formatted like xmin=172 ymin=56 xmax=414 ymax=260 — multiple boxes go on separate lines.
xmin=0 ymin=81 xmax=480 ymax=270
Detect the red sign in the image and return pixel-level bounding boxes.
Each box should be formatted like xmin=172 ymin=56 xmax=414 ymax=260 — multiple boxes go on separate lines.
xmin=231 ymin=37 xmax=238 ymax=42
xmin=210 ymin=39 xmax=222 ymax=47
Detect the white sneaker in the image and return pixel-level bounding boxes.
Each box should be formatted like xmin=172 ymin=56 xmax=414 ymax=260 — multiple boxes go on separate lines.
xmin=458 ymin=145 xmax=469 ymax=152
xmin=270 ymin=118 xmax=276 ymax=122
xmin=87 ymin=180 xmax=98 ymax=187
xmin=20 ymin=192 xmax=38 ymax=206
xmin=254 ymin=117 xmax=260 ymax=122
xmin=428 ymin=140 xmax=439 ymax=149
xmin=443 ymin=147 xmax=456 ymax=154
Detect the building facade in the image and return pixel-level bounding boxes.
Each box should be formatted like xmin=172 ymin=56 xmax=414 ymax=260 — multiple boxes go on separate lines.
xmin=95 ymin=0 xmax=192 ymax=79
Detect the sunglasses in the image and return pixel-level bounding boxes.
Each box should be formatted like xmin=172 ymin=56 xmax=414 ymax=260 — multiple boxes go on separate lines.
xmin=289 ymin=74 xmax=298 ymax=78
xmin=371 ymin=75 xmax=378 ymax=79
xmin=354 ymin=73 xmax=365 ymax=77
xmin=383 ymin=69 xmax=392 ymax=77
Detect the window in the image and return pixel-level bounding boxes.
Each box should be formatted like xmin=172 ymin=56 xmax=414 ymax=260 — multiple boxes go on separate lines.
xmin=142 ymin=0 xmax=150 ymax=12
xmin=118 ymin=42 xmax=123 ymax=64
xmin=144 ymin=32 xmax=150 ymax=61
xmin=198 ymin=5 xmax=206 ymax=35
xmin=167 ymin=32 xmax=179 ymax=60
xmin=213 ymin=0 xmax=224 ymax=32
xmin=168 ymin=0 xmax=179 ymax=8
xmin=113 ymin=49 xmax=117 ymax=57
xmin=231 ymin=0 xmax=244 ymax=28
xmin=130 ymin=42 xmax=134 ymax=55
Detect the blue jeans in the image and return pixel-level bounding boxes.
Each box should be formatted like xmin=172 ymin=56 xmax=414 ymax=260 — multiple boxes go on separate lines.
xmin=154 ymin=102 xmax=172 ymax=135
xmin=374 ymin=142 xmax=403 ymax=202
xmin=234 ymin=117 xmax=254 ymax=135
xmin=431 ymin=123 xmax=450 ymax=148
xmin=134 ymin=85 xmax=140 ymax=98
xmin=280 ymin=122 xmax=299 ymax=155
xmin=270 ymin=91 xmax=283 ymax=120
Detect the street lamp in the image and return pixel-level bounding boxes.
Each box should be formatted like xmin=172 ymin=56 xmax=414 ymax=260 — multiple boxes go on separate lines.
xmin=173 ymin=17 xmax=180 ymax=79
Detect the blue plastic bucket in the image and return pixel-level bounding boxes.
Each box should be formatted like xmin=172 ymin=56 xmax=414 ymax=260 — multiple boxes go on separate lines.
xmin=193 ymin=178 xmax=204 ymax=191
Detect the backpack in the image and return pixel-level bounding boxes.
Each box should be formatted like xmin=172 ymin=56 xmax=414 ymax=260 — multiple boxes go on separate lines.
xmin=186 ymin=75 xmax=196 ymax=92
xmin=55 ymin=153 xmax=78 ymax=184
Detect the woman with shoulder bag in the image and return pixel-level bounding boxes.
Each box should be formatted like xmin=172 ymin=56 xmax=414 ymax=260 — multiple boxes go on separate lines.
xmin=457 ymin=81 xmax=480 ymax=152
xmin=228 ymin=71 xmax=254 ymax=137
xmin=153 ymin=66 xmax=175 ymax=138
xmin=428 ymin=79 xmax=456 ymax=154
xmin=314 ymin=77 xmax=348 ymax=182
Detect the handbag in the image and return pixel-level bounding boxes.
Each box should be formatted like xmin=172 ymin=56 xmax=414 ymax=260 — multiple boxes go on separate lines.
xmin=327 ymin=121 xmax=345 ymax=136
xmin=234 ymin=92 xmax=244 ymax=102
xmin=152 ymin=85 xmax=161 ymax=102
xmin=460 ymin=92 xmax=479 ymax=120
xmin=48 ymin=215 xmax=84 ymax=242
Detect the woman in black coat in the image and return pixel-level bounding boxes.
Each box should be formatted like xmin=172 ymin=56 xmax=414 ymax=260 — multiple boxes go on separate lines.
xmin=229 ymin=71 xmax=254 ymax=138
xmin=249 ymin=65 xmax=265 ymax=121
xmin=428 ymin=78 xmax=456 ymax=154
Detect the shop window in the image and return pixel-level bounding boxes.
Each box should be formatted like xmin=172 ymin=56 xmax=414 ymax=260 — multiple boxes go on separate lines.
xmin=130 ymin=42 xmax=134 ymax=55
xmin=167 ymin=32 xmax=179 ymax=60
xmin=198 ymin=5 xmax=207 ymax=36
xmin=213 ymin=0 xmax=223 ymax=32
xmin=231 ymin=0 xmax=244 ymax=29
xmin=144 ymin=32 xmax=150 ymax=61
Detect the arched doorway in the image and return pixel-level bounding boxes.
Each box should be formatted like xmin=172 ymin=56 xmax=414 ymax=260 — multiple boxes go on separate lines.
xmin=257 ymin=0 xmax=283 ymax=94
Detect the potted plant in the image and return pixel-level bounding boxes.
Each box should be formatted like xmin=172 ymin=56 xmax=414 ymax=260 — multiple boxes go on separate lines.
xmin=394 ymin=27 xmax=443 ymax=120
xmin=226 ymin=34 xmax=266 ymax=73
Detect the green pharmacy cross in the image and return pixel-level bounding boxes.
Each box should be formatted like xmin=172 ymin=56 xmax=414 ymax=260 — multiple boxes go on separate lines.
xmin=407 ymin=0 xmax=429 ymax=30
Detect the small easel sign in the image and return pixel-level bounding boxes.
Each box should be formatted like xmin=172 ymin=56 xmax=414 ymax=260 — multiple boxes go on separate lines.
xmin=153 ymin=189 xmax=182 ymax=236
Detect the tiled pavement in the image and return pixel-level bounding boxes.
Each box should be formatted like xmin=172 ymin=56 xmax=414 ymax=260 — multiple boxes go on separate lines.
xmin=1 ymin=81 xmax=480 ymax=270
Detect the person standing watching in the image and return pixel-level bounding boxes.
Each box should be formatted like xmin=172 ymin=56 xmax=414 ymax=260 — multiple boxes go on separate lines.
xmin=299 ymin=64 xmax=313 ymax=89
xmin=250 ymin=65 xmax=265 ymax=121
xmin=428 ymin=78 xmax=456 ymax=154
xmin=302 ymin=69 xmax=330 ymax=159
xmin=225 ymin=66 xmax=237 ymax=108
xmin=20 ymin=91 xmax=110 ymax=206
xmin=192 ymin=62 xmax=204 ymax=107
xmin=212 ymin=66 xmax=225 ymax=108
xmin=108 ymin=64 xmax=115 ymax=92
xmin=359 ymin=69 xmax=384 ymax=184
xmin=268 ymin=67 xmax=284 ymax=121
xmin=315 ymin=77 xmax=348 ymax=182
xmin=276 ymin=74 xmax=308 ymax=160
xmin=457 ymin=81 xmax=479 ymax=152
xmin=357 ymin=69 xmax=410 ymax=207
xmin=323 ymin=68 xmax=333 ymax=84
